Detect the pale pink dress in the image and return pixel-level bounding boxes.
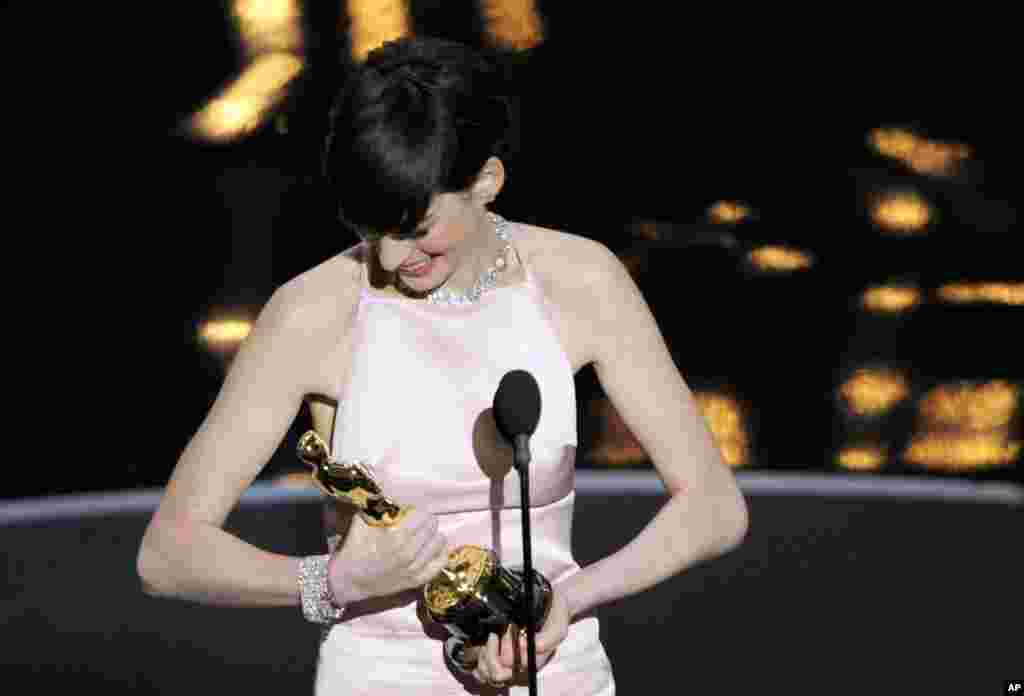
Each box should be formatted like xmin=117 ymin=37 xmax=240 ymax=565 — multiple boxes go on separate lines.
xmin=315 ymin=224 xmax=615 ymax=694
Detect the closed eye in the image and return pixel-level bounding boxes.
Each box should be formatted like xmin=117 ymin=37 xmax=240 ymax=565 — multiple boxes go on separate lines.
xmin=395 ymin=227 xmax=429 ymax=240
xmin=356 ymin=225 xmax=428 ymax=243
xmin=396 ymin=220 xmax=432 ymax=240
xmin=355 ymin=215 xmax=432 ymax=242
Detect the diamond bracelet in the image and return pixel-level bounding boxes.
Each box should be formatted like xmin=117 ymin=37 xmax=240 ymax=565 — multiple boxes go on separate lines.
xmin=298 ymin=555 xmax=345 ymax=624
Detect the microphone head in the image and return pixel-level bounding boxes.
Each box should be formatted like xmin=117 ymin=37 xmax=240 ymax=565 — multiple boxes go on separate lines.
xmin=493 ymin=369 xmax=542 ymax=442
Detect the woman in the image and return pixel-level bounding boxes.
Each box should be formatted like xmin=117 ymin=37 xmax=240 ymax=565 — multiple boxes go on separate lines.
xmin=138 ymin=37 xmax=748 ymax=694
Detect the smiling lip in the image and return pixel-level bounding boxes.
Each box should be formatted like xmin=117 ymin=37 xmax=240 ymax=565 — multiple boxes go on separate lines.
xmin=399 ymin=258 xmax=434 ymax=277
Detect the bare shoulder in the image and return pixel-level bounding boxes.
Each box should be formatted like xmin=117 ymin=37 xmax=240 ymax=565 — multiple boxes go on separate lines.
xmin=513 ymin=221 xmax=631 ymax=371
xmin=514 ymin=222 xmax=620 ymax=293
xmin=246 ymin=244 xmax=365 ymax=399
xmin=269 ymin=244 xmax=365 ymax=332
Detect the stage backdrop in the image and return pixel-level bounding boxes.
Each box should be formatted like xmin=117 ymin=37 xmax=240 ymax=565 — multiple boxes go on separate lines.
xmin=2 ymin=472 xmax=1020 ymax=695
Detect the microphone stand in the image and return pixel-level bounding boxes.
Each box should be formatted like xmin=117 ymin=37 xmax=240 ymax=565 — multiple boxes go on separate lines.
xmin=513 ymin=433 xmax=539 ymax=696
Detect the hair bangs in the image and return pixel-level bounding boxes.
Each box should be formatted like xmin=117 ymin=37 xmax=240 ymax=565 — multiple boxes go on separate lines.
xmin=328 ymin=79 xmax=455 ymax=240
xmin=322 ymin=36 xmax=518 ymax=241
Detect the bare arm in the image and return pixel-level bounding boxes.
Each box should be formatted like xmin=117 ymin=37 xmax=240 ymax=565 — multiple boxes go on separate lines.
xmin=558 ymin=239 xmax=749 ymax=618
xmin=482 ymin=236 xmax=750 ymax=684
xmin=137 ymin=279 xmax=344 ymax=607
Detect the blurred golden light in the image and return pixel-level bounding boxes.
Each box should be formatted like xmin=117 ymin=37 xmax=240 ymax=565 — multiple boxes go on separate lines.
xmin=869 ymin=128 xmax=918 ymax=160
xmin=200 ymin=318 xmax=254 ymax=347
xmin=587 ymin=442 xmax=648 ymax=467
xmin=694 ymin=392 xmax=750 ymax=467
xmin=917 ymin=380 xmax=1020 ymax=431
xmin=746 ymin=245 xmax=814 ymax=272
xmin=904 ymin=380 xmax=1022 ymax=471
xmin=870 ymin=190 xmax=932 ymax=234
xmin=868 ymin=127 xmax=972 ymax=177
xmin=629 ymin=220 xmax=662 ymax=241
xmin=480 ymin=0 xmax=544 ymax=50
xmin=860 ymin=284 xmax=922 ymax=313
xmin=708 ymin=200 xmax=753 ymax=224
xmin=188 ymin=52 xmax=303 ymax=141
xmin=232 ymin=0 xmax=303 ymax=55
xmin=903 ymin=432 xmax=1021 ymax=471
xmin=840 ymin=368 xmax=910 ymax=416
xmin=936 ymin=282 xmax=1024 ymax=306
xmin=273 ymin=471 xmax=316 ymax=488
xmin=717 ymin=439 xmax=749 ymax=469
xmin=348 ymin=0 xmax=411 ymax=62
xmin=837 ymin=445 xmax=886 ymax=471
xmin=587 ymin=398 xmax=648 ymax=467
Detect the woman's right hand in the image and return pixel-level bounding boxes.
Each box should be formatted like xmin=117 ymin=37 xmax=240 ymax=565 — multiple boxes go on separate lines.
xmin=326 ymin=507 xmax=451 ymax=604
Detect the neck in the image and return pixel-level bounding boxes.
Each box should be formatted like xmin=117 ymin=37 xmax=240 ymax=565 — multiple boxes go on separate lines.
xmin=444 ymin=213 xmax=503 ymax=293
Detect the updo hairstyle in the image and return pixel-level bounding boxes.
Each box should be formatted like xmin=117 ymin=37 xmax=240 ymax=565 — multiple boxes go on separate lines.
xmin=322 ymin=36 xmax=516 ymax=241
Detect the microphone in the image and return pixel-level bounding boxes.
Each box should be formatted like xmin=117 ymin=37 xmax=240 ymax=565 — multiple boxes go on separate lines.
xmin=493 ymin=369 xmax=543 ymax=696
xmin=493 ymin=369 xmax=542 ymax=472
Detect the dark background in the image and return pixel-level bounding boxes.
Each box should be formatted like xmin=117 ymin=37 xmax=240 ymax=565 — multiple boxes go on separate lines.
xmin=10 ymin=4 xmax=1021 ymax=498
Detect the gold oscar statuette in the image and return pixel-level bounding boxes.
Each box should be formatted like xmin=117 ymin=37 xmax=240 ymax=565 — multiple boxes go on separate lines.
xmin=297 ymin=430 xmax=551 ymax=645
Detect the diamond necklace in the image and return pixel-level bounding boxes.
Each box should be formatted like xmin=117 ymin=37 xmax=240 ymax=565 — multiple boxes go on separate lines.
xmin=426 ymin=212 xmax=513 ymax=306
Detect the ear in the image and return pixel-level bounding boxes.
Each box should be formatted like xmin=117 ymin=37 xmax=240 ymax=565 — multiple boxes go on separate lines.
xmin=471 ymin=156 xmax=505 ymax=204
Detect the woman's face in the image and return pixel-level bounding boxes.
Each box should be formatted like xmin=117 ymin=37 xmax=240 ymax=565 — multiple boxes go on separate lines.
xmin=375 ymin=190 xmax=485 ymax=292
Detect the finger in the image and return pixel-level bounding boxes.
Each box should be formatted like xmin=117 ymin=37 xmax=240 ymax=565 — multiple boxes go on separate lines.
xmin=415 ymin=542 xmax=453 ymax=585
xmin=483 ymin=634 xmax=501 ymax=675
xmin=408 ymin=530 xmax=447 ymax=573
xmin=475 ymin=636 xmax=496 ymax=684
xmin=395 ymin=514 xmax=438 ymax=561
xmin=397 ymin=507 xmax=434 ymax=537
xmin=531 ymin=626 xmax=550 ymax=654
xmin=522 ymin=632 xmax=544 ymax=657
xmin=486 ymin=633 xmax=514 ymax=683
xmin=499 ymin=625 xmax=516 ymax=668
xmin=484 ymin=632 xmax=499 ymax=667
xmin=406 ymin=508 xmax=439 ymax=542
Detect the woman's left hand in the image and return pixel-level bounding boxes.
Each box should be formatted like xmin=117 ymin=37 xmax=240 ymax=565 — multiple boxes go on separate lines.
xmin=473 ymin=586 xmax=571 ymax=686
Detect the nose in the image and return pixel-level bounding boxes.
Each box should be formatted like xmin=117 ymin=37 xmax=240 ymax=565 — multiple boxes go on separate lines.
xmin=377 ymin=236 xmax=417 ymax=272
